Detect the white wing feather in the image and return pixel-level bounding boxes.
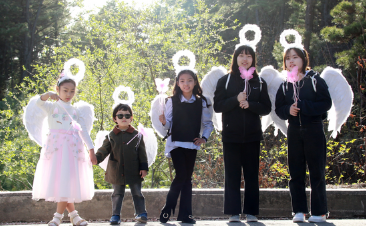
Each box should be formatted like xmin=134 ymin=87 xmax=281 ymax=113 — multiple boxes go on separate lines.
xmin=320 ymin=67 xmax=354 ymax=138
xmin=23 ymin=95 xmax=48 ymax=146
xmin=259 ymin=66 xmax=288 ymax=136
xmin=201 ymin=66 xmax=227 ymax=131
xmin=150 ymin=94 xmax=168 ymax=138
xmin=94 ymin=131 xmax=110 ymax=171
xmin=74 ymin=101 xmax=95 ymax=134
xmin=142 ymin=128 xmax=158 ymax=167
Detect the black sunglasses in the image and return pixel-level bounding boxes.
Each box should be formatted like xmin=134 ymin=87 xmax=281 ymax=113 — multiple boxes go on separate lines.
xmin=116 ymin=114 xmax=131 ymax=119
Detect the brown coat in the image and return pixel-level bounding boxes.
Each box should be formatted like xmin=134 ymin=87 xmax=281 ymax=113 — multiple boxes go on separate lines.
xmin=96 ymin=125 xmax=148 ymax=185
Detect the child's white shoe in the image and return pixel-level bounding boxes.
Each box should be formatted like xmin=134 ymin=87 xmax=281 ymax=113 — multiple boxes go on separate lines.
xmin=308 ymin=215 xmax=326 ymax=223
xmin=246 ymin=214 xmax=258 ymax=222
xmin=292 ymin=212 xmax=306 ymax=223
xmin=229 ymin=215 xmax=240 ymax=222
xmin=48 ymin=212 xmax=63 ymax=226
xmin=68 ymin=210 xmax=88 ymax=226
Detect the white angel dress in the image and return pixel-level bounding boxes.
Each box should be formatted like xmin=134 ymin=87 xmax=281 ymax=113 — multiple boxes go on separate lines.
xmin=24 ymin=97 xmax=95 ymax=203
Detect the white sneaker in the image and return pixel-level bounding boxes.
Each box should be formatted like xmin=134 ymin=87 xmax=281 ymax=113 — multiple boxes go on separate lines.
xmin=292 ymin=213 xmax=306 ymax=223
xmin=229 ymin=215 xmax=240 ymax=222
xmin=308 ymin=215 xmax=326 ymax=223
xmin=246 ymin=214 xmax=258 ymax=222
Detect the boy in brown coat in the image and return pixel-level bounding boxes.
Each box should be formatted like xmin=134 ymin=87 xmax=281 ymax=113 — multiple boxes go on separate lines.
xmin=95 ymin=104 xmax=148 ymax=224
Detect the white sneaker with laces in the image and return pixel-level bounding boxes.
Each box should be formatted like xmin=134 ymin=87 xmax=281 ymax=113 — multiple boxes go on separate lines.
xmin=308 ymin=215 xmax=326 ymax=223
xmin=292 ymin=212 xmax=306 ymax=223
xmin=246 ymin=214 xmax=258 ymax=222
xmin=229 ymin=215 xmax=240 ymax=222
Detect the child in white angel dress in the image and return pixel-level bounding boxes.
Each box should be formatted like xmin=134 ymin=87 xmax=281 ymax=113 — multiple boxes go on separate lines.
xmin=25 ymin=66 xmax=97 ymax=226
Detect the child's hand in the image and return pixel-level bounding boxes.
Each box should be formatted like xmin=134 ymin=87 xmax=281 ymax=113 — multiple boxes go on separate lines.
xmin=289 ymin=102 xmax=300 ymax=116
xmin=237 ymin=92 xmax=247 ymax=102
xmin=48 ymin=92 xmax=60 ymax=101
xmin=40 ymin=91 xmax=59 ymax=101
xmin=140 ymin=170 xmax=148 ymax=178
xmin=89 ymin=149 xmax=97 ymax=165
xmin=240 ymin=100 xmax=249 ymax=109
xmin=159 ymin=113 xmax=166 ymax=126
xmin=193 ymin=138 xmax=206 ymax=146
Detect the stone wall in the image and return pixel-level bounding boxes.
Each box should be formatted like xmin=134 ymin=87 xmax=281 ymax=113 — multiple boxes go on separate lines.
xmin=1 ymin=189 xmax=365 ymax=222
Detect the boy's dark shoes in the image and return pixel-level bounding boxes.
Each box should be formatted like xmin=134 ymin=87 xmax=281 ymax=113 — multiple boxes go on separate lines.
xmin=135 ymin=212 xmax=147 ymax=223
xmin=109 ymin=215 xmax=121 ymax=225
xmin=159 ymin=206 xmax=171 ymax=223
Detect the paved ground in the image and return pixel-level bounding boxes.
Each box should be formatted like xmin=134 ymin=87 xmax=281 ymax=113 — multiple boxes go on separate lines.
xmin=2 ymin=220 xmax=366 ymax=226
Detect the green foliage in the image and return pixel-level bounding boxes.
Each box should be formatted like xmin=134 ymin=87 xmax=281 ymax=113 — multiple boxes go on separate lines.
xmin=321 ymin=0 xmax=366 ymax=70
xmin=1 ymin=0 xmax=366 ymax=192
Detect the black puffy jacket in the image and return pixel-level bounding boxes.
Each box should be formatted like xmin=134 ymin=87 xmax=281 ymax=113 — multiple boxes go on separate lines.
xmin=275 ymin=70 xmax=332 ymax=126
xmin=214 ymin=73 xmax=271 ymax=143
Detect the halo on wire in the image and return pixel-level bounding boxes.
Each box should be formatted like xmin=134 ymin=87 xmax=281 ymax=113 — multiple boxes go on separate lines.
xmin=62 ymin=58 xmax=85 ymax=85
xmin=235 ymin=24 xmax=262 ymax=51
xmin=112 ymin=86 xmax=135 ymax=108
xmin=172 ymin=50 xmax=197 ymax=75
xmin=280 ymin=29 xmax=304 ymax=53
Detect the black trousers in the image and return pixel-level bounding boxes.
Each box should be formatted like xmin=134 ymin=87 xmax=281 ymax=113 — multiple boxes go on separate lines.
xmin=164 ymin=147 xmax=197 ymax=220
xmin=287 ymin=123 xmax=328 ymax=215
xmin=223 ymin=141 xmax=260 ymax=215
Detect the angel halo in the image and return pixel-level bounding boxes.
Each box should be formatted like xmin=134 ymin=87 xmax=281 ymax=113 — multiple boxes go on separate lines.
xmin=235 ymin=24 xmax=262 ymax=51
xmin=58 ymin=58 xmax=85 ymax=86
xmin=172 ymin=50 xmax=197 ymax=75
xmin=112 ymin=85 xmax=135 ymax=109
xmin=280 ymin=29 xmax=305 ymax=53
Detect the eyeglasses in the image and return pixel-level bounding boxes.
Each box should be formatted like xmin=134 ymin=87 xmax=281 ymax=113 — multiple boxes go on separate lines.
xmin=116 ymin=114 xmax=131 ymax=119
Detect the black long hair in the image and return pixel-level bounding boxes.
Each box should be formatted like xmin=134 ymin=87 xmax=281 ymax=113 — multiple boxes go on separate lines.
xmin=229 ymin=45 xmax=259 ymax=77
xmin=172 ymin=69 xmax=210 ymax=107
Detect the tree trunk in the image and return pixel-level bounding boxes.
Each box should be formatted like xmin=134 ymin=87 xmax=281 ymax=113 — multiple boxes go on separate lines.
xmin=304 ymin=0 xmax=315 ymax=52
xmin=22 ymin=0 xmax=44 ymax=81
xmin=22 ymin=0 xmax=30 ymax=81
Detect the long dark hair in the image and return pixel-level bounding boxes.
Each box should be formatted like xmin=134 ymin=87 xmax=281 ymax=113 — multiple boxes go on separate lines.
xmin=172 ymin=69 xmax=210 ymax=106
xmin=229 ymin=45 xmax=259 ymax=77
xmin=283 ymin=48 xmax=310 ymax=74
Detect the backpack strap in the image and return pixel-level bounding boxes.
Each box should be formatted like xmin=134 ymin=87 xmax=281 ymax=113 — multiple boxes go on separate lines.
xmin=259 ymin=77 xmax=263 ymax=92
xmin=225 ymin=74 xmax=231 ymax=90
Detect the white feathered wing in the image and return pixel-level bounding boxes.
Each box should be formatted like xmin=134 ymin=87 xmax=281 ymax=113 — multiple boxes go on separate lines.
xmin=23 ymin=95 xmax=48 ymax=146
xmin=201 ymin=66 xmax=227 ymax=131
xmin=74 ymin=101 xmax=95 ymax=134
xmin=94 ymin=131 xmax=110 ymax=171
xmin=150 ymin=94 xmax=168 ymax=138
xmin=141 ymin=128 xmax=158 ymax=167
xmin=259 ymin=66 xmax=288 ymax=136
xmin=320 ymin=67 xmax=353 ymax=138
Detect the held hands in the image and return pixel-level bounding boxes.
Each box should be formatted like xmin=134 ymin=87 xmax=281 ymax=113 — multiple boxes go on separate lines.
xmin=237 ymin=92 xmax=247 ymax=102
xmin=159 ymin=113 xmax=166 ymax=126
xmin=289 ymin=102 xmax=300 ymax=116
xmin=89 ymin=149 xmax=97 ymax=165
xmin=140 ymin=170 xmax=148 ymax=178
xmin=240 ymin=100 xmax=249 ymax=109
xmin=41 ymin=91 xmax=60 ymax=101
xmin=193 ymin=138 xmax=206 ymax=146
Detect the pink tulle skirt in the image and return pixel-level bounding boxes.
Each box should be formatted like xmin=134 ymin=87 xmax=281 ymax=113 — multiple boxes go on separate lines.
xmin=32 ymin=129 xmax=94 ymax=203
